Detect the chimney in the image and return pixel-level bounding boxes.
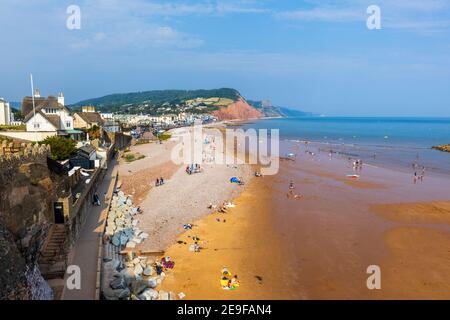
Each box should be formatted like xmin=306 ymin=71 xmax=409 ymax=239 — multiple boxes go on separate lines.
xmin=58 ymin=92 xmax=65 ymax=106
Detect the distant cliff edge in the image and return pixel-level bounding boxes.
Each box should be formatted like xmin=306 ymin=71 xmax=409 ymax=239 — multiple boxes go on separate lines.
xmin=70 ymin=88 xmax=312 ymax=120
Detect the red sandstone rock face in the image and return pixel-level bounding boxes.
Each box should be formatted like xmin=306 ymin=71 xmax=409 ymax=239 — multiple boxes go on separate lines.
xmin=212 ymin=98 xmax=263 ymax=120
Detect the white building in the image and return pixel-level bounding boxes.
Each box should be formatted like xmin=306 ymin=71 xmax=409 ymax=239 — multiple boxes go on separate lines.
xmin=0 ymin=98 xmax=12 ymax=125
xmin=22 ymin=92 xmax=74 ymax=134
xmin=100 ymin=113 xmax=114 ymax=120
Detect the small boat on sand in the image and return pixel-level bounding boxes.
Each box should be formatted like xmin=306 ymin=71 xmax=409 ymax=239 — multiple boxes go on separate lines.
xmin=346 ymin=174 xmax=360 ymax=179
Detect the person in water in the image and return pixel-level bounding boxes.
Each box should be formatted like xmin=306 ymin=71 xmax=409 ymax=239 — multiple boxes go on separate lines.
xmin=289 ymin=180 xmax=295 ymax=189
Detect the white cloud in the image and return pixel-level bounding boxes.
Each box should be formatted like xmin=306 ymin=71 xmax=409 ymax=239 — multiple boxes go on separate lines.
xmin=276 ymin=7 xmax=362 ymax=22
xmin=275 ymin=0 xmax=450 ymax=31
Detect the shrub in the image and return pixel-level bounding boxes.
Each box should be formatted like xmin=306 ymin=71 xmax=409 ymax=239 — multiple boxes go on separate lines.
xmin=40 ymin=136 xmax=77 ymax=161
xmin=158 ymin=133 xmax=172 ymax=141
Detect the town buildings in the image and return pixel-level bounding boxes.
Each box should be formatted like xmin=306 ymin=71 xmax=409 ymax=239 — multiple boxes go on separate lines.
xmin=0 ymin=98 xmax=13 ymax=125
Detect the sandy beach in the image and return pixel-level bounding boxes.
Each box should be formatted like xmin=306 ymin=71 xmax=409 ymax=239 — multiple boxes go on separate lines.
xmin=116 ymin=127 xmax=450 ymax=300
xmin=118 ymin=123 xmax=253 ymax=251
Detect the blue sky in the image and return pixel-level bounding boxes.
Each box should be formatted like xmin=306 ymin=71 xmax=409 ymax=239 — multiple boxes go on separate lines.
xmin=1 ymin=0 xmax=450 ymax=116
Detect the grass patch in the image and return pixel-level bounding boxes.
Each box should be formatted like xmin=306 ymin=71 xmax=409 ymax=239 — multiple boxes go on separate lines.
xmin=0 ymin=124 xmax=26 ymax=131
xmin=158 ymin=133 xmax=172 ymax=141
xmin=122 ymin=152 xmax=145 ymax=162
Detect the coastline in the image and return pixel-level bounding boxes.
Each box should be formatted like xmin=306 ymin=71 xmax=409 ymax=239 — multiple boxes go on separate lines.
xmin=115 ymin=121 xmax=450 ymax=300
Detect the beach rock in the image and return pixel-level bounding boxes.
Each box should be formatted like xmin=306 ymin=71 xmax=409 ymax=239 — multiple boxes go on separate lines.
xmin=139 ymin=232 xmax=149 ymax=240
xmin=112 ymin=259 xmax=121 ymax=270
xmin=120 ymin=267 xmax=136 ymax=283
xmin=131 ymin=279 xmax=148 ymax=296
xmin=134 ymin=263 xmax=143 ymax=276
xmin=126 ymin=241 xmax=136 ymax=248
xmin=158 ymin=290 xmax=170 ymax=300
xmin=110 ymin=276 xmax=126 ymax=290
xmin=111 ymin=234 xmax=121 ymax=247
xmin=139 ymin=288 xmax=158 ymax=300
xmin=147 ymin=278 xmax=157 ymax=288
xmin=102 ymin=287 xmax=121 ymax=300
xmin=143 ymin=267 xmax=153 ymax=277
xmin=118 ymin=288 xmax=130 ymax=300
xmin=120 ymin=234 xmax=128 ymax=246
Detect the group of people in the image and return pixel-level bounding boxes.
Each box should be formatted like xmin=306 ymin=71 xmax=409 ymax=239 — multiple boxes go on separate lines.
xmin=155 ymin=177 xmax=165 ymax=186
xmin=154 ymin=256 xmax=175 ymax=276
xmin=186 ymin=163 xmax=202 ymax=175
xmin=352 ymin=159 xmax=363 ymax=170
xmin=207 ymin=201 xmax=235 ymax=213
xmin=220 ymin=267 xmax=240 ymax=290
xmin=413 ymin=166 xmax=426 ymax=184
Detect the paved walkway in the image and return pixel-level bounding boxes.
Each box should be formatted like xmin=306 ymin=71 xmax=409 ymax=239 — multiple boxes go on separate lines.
xmin=61 ymin=160 xmax=118 ymax=300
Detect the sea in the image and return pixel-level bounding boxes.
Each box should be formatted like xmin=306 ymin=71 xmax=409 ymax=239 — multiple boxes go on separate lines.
xmin=242 ymin=117 xmax=450 ymax=176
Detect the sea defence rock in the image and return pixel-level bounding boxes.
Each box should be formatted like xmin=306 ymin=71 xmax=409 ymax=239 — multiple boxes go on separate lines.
xmin=102 ymin=192 xmax=176 ymax=300
xmin=432 ymin=144 xmax=450 ymax=153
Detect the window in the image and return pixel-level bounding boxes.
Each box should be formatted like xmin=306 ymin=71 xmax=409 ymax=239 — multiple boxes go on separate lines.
xmin=33 ymin=123 xmax=40 ymax=129
xmin=66 ymin=121 xmax=71 ymax=128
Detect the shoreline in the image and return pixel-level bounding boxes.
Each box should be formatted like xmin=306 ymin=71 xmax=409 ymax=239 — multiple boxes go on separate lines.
xmin=114 ymin=121 xmax=450 ymax=300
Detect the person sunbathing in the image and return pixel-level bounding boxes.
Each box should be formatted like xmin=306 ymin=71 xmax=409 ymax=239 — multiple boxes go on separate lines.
xmin=229 ymin=275 xmax=240 ymax=289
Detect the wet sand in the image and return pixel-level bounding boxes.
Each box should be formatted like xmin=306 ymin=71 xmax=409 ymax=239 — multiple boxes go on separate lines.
xmin=159 ymin=174 xmax=298 ymax=299
xmin=159 ymin=140 xmax=450 ymax=299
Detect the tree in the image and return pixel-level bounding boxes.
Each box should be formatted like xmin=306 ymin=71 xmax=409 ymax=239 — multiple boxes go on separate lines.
xmin=87 ymin=125 xmax=101 ymax=140
xmin=40 ymin=136 xmax=77 ymax=161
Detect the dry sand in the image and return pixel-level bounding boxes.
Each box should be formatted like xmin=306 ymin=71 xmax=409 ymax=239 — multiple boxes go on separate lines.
xmin=118 ymin=125 xmax=253 ymax=251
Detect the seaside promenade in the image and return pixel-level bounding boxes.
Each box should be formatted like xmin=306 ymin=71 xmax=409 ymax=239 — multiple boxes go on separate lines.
xmin=61 ymin=159 xmax=118 ymax=300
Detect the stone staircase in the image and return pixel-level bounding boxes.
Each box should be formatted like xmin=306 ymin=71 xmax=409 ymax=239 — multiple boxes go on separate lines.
xmin=38 ymin=224 xmax=68 ymax=279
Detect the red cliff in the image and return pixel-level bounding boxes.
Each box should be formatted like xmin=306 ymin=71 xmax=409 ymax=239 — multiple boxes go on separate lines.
xmin=211 ymin=98 xmax=263 ymax=121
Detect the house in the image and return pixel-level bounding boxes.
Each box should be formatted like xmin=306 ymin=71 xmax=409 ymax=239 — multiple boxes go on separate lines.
xmin=22 ymin=91 xmax=76 ymax=136
xmin=0 ymin=98 xmax=12 ymax=125
xmin=81 ymin=105 xmax=96 ymax=113
xmin=103 ymin=120 xmax=121 ymax=133
xmin=73 ymin=112 xmax=104 ymax=129
xmin=100 ymin=113 xmax=113 ymax=120
xmin=69 ymin=144 xmax=97 ymax=169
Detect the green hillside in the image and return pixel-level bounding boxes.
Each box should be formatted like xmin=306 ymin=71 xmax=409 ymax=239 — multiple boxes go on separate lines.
xmin=70 ymin=88 xmax=241 ymax=115
xmin=70 ymin=88 xmax=313 ymax=118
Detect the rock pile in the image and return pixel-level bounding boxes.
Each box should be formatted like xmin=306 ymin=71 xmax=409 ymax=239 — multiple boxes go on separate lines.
xmin=101 ymin=192 xmax=175 ymax=300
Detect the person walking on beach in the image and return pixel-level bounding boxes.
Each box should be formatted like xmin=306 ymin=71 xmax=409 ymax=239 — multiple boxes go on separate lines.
xmin=420 ymin=167 xmax=426 ymax=182
xmin=156 ymin=178 xmax=160 ymax=186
